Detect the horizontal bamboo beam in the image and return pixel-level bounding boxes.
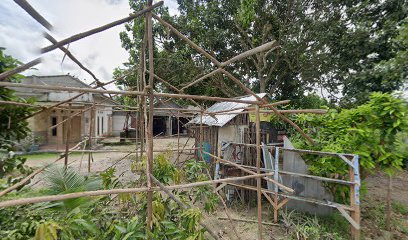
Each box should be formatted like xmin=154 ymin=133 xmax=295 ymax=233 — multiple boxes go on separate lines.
xmin=22 ymin=78 xmax=117 ymax=120
xmin=24 ymin=148 xmax=199 ymax=154
xmin=227 ymin=182 xmax=354 ymax=211
xmin=203 ymin=151 xmax=294 ymax=193
xmin=0 ymin=172 xmax=273 ymax=208
xmin=0 ymin=82 xmax=261 ymax=105
xmin=220 ymin=162 xmax=355 ymax=185
xmin=217 ymin=217 xmax=279 ymax=226
xmin=206 ymin=100 xmax=290 ymax=114
xmin=150 ymin=174 xmax=220 ymax=240
xmin=0 ymin=139 xmax=86 ymax=198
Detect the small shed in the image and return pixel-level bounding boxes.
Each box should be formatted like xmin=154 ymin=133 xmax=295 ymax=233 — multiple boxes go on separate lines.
xmin=187 ymin=93 xmax=282 ymax=164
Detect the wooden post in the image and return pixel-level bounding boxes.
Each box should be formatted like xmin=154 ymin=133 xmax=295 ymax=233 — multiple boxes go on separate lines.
xmin=146 ymin=0 xmax=154 ymax=235
xmin=386 ymin=174 xmax=392 ymax=230
xmin=273 ymin=147 xmax=279 ymax=223
xmin=177 ymin=111 xmax=180 ymax=164
xmin=199 ymin=111 xmax=204 ymax=162
xmin=88 ymin=105 xmax=95 ymax=173
xmin=64 ymin=104 xmax=72 ymax=167
xmin=350 ymin=155 xmax=361 ymax=239
xmin=255 ymin=105 xmax=262 ymax=239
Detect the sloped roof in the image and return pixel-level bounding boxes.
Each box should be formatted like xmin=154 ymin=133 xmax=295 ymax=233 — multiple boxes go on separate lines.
xmin=11 ymin=75 xmax=117 ymax=105
xmin=188 ymin=93 xmax=267 ymax=127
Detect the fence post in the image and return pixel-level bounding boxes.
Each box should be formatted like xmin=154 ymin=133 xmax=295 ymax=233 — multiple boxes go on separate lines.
xmin=350 ymin=155 xmax=361 ymax=239
xmin=274 ymin=147 xmax=280 ymax=222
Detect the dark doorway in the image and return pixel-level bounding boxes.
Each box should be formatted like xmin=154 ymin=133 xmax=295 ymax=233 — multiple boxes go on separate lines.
xmin=153 ymin=116 xmax=166 ymax=136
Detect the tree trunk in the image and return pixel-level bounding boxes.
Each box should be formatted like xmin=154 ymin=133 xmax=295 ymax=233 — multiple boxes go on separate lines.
xmin=258 ymin=71 xmax=266 ymax=93
xmin=385 ymin=174 xmax=392 ymax=230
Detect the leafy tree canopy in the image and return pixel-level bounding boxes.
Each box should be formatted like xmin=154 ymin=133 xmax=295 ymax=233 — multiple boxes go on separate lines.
xmin=116 ymin=0 xmax=407 ymax=107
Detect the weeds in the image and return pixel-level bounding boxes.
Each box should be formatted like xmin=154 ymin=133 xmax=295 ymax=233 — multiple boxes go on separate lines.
xmin=280 ymin=210 xmax=346 ymax=240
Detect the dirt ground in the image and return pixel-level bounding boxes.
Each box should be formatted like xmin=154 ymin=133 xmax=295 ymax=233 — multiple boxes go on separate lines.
xmin=26 ymin=137 xmax=194 ymax=187
xmin=23 ymin=137 xmax=408 ymax=239
xmin=362 ymin=170 xmax=408 ymax=239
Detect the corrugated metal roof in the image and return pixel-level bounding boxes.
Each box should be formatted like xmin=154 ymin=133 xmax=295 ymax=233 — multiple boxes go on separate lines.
xmin=188 ymin=93 xmax=267 ymax=127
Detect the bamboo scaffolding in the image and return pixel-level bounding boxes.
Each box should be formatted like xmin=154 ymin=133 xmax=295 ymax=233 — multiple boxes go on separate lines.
xmin=0 ymin=172 xmax=273 ymax=208
xmin=0 ymin=139 xmax=86 ymax=198
xmin=217 ymin=217 xmax=279 ymax=226
xmin=204 ymin=151 xmax=294 ymax=193
xmin=13 ymin=0 xmax=53 ymax=30
xmin=41 ymin=2 xmax=163 ymax=54
xmin=22 ymin=78 xmax=117 ymax=121
xmin=0 ymin=57 xmax=42 ymax=81
xmin=255 ymin=105 xmax=262 ymax=240
xmin=146 ymin=2 xmax=154 ymax=233
xmin=152 ymin=14 xmax=314 ymax=145
xmin=0 ymin=4 xmax=361 ymax=238
xmin=0 ymin=82 xmax=261 ymax=105
xmin=14 ymin=0 xmax=101 ymax=84
xmin=150 ymin=174 xmax=220 ymax=240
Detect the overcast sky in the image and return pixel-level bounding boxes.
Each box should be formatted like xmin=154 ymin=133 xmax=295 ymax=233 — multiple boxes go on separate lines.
xmin=0 ymin=0 xmax=178 ymax=87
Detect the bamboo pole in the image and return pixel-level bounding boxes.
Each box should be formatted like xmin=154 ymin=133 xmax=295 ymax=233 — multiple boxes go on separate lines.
xmin=44 ymin=32 xmax=100 ymax=82
xmin=146 ymin=1 xmax=154 ymax=233
xmin=22 ymin=78 xmax=117 ymax=121
xmin=0 ymin=82 xmax=261 ymax=105
xmin=13 ymin=0 xmax=53 ymax=30
xmin=150 ymin=174 xmax=220 ymax=240
xmin=0 ymin=57 xmax=42 ymax=81
xmin=255 ymin=105 xmax=262 ymax=240
xmin=204 ymin=151 xmax=294 ymax=193
xmin=64 ymin=104 xmax=72 ymax=167
xmin=88 ymin=105 xmax=95 ymax=173
xmin=217 ymin=217 xmax=279 ymax=226
xmin=204 ymin=168 xmax=241 ymax=240
xmin=0 ymin=140 xmax=85 ymax=198
xmin=40 ymin=2 xmax=163 ymax=54
xmin=177 ymin=111 xmax=180 ymax=164
xmin=151 ymin=14 xmax=314 ymax=145
xmin=0 ymin=172 xmax=273 ymax=208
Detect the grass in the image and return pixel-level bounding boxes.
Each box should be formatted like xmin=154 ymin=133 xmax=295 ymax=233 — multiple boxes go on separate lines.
xmin=392 ymin=201 xmax=408 ymax=215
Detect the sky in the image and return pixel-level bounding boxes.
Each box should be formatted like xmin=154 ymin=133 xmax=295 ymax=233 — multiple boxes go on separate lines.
xmin=0 ymin=0 xmax=179 ymax=88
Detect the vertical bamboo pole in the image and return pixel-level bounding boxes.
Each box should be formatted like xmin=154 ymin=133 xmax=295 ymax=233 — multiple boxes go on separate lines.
xmin=350 ymin=155 xmax=361 ymax=240
xmin=177 ymin=111 xmax=180 ymax=164
xmin=88 ymin=105 xmax=94 ymax=173
xmin=255 ymin=105 xmax=262 ymax=239
xmin=199 ymin=111 xmax=204 ymax=162
xmin=64 ymin=104 xmax=72 ymax=167
xmin=273 ymin=147 xmax=279 ymax=223
xmin=146 ymin=0 xmax=154 ymax=235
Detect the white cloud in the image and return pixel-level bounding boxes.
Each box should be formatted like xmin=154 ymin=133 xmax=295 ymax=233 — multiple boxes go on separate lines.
xmin=0 ymin=0 xmax=179 ymax=89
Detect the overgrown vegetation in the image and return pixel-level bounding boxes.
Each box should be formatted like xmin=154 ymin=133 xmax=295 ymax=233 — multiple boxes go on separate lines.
xmin=0 ymin=48 xmax=33 ymax=190
xmin=0 ymin=154 xmax=220 ymax=239
xmin=289 ymin=93 xmax=408 ymax=201
xmin=280 ymin=210 xmax=348 ymax=240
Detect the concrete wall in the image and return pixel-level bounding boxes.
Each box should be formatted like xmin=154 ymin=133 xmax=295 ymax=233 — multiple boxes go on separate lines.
xmin=30 ymin=107 xmax=84 ymax=146
xmin=95 ymin=106 xmax=112 ymax=137
xmin=282 ymin=137 xmax=333 ymax=215
xmin=112 ymin=115 xmax=126 ymax=136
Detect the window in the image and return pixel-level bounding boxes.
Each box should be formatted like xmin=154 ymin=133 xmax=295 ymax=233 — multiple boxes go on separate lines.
xmin=101 ymin=117 xmax=104 ymax=134
xmin=51 ymin=117 xmax=57 ymax=136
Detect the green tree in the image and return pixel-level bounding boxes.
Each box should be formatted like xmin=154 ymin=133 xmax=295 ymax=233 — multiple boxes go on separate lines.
xmin=0 ymin=48 xmax=33 ymax=183
xmin=293 ymin=92 xmax=408 ymax=229
xmin=116 ymin=0 xmax=407 ymax=106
